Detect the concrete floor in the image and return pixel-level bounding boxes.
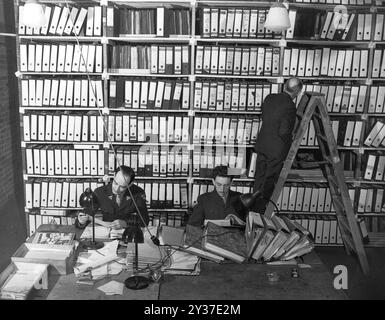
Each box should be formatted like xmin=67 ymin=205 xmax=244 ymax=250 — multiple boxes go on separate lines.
xmin=0 ymin=195 xmax=384 ymax=300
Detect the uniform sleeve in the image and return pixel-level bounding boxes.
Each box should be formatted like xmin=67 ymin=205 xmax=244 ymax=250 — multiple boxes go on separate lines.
xmin=187 ymin=195 xmax=205 ymax=227
xmin=134 ymin=191 xmax=149 ymax=227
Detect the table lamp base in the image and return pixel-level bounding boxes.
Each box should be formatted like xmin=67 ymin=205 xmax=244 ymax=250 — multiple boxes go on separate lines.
xmin=81 ymin=240 xmax=104 ymax=250
xmin=125 ymin=275 xmax=150 ymax=290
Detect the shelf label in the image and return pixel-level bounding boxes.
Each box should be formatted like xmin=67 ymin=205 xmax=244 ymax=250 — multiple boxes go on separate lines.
xmin=279 ymin=39 xmax=287 ymax=47
xmin=19 ymin=107 xmax=25 ymax=114
xmin=359 ymin=147 xmax=364 ymax=154
xmin=15 ymin=71 xmax=21 ymax=78
xmin=187 ymin=144 xmax=194 ymax=151
xmin=101 ymin=37 xmax=108 ymax=44
xmin=187 ymin=177 xmax=193 ymax=184
xmin=277 ymin=77 xmax=284 ymax=84
xmin=188 ymin=110 xmax=195 ymax=117
xmin=102 ymin=107 xmax=110 ymax=115
xmin=361 ymin=114 xmax=368 ymax=121
xmin=353 ymin=181 xmax=361 ymax=187
xmin=21 ymin=141 xmax=26 ymax=148
xmin=23 ymin=174 xmax=28 ymax=181
xmin=103 ymin=142 xmax=111 ymax=149
xmin=189 ymin=38 xmax=196 ymax=46
xmin=100 ymin=0 xmax=108 ymax=6
xmin=188 ymin=75 xmax=196 ymax=82
xmin=365 ymin=79 xmax=372 ymax=86
xmin=368 ymin=41 xmax=375 ymax=49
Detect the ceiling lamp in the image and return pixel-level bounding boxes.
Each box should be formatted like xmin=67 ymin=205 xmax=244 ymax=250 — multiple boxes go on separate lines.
xmin=22 ymin=0 xmax=47 ymax=28
xmin=264 ymin=1 xmax=291 ymax=33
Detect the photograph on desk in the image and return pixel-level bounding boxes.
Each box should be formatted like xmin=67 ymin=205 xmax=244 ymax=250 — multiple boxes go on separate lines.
xmin=2 ymin=0 xmax=385 ymax=305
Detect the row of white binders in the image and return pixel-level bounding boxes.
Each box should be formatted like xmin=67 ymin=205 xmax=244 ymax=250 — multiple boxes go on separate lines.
xmin=293 ymin=0 xmax=372 ymax=4
xmin=357 ymin=188 xmax=385 ymax=213
xmin=191 ymin=148 xmax=246 ymax=176
xmin=28 ymin=214 xmax=76 ymax=236
xmin=192 ymin=116 xmax=261 ymax=145
xmin=23 ymin=114 xmax=105 ymax=142
xmin=364 ymin=154 xmax=385 ymax=181
xmin=364 ymin=121 xmax=385 ymax=147
xmin=195 ymin=45 xmax=280 ymax=76
xmin=276 ymin=185 xmax=354 ymax=212
xmin=107 ymin=115 xmax=190 ymax=143
xmin=295 ymin=84 xmax=368 ymax=114
xmin=25 ymin=180 xmax=104 ymax=209
xmin=20 ymin=43 xmax=103 ymax=73
xmin=21 ymin=79 xmax=103 ymax=108
xmin=136 ymin=181 xmax=188 ymax=209
xmin=110 ymin=45 xmax=190 ymax=74
xmin=18 ymin=5 xmax=102 ymax=37
xmin=193 ymin=82 xmax=278 ymax=111
xmin=110 ymin=79 xmax=190 ymax=110
xmin=283 ymin=48 xmax=372 ymax=78
xmin=299 ymin=119 xmax=363 ymax=147
xmin=108 ymin=147 xmax=190 ymax=177
xmin=200 ymin=8 xmax=278 ymax=39
xmin=25 ymin=180 xmax=189 ymax=210
xmin=25 ymin=148 xmax=105 ymax=176
xmin=295 ymin=218 xmax=343 ymax=245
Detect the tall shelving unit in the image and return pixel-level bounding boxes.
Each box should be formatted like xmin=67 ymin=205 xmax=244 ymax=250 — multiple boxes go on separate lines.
xmin=14 ymin=0 xmax=385 ymax=246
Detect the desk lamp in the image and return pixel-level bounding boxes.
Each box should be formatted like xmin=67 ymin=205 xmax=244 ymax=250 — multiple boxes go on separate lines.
xmin=240 ymin=190 xmax=264 ymax=209
xmin=79 ymin=188 xmax=104 ymax=250
xmin=122 ymin=213 xmax=150 ymax=290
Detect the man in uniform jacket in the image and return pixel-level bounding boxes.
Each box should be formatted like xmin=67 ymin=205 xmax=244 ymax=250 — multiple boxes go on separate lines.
xmin=75 ymin=165 xmax=149 ymax=229
xmin=187 ymin=166 xmax=248 ymax=227
xmin=253 ymin=77 xmax=303 ymax=213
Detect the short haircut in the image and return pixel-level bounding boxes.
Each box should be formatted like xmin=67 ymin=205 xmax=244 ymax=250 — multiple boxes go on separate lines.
xmin=115 ymin=165 xmax=135 ymax=184
xmin=284 ymin=77 xmax=303 ymax=95
xmin=212 ymin=166 xmax=232 ymax=180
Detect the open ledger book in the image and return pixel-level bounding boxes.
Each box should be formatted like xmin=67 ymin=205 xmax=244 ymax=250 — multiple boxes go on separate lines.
xmin=204 ymin=214 xmax=246 ymax=227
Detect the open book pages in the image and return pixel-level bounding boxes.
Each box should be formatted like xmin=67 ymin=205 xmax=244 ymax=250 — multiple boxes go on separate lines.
xmin=202 ymin=222 xmax=247 ymax=263
xmin=204 ymin=213 xmax=246 ymax=227
xmin=183 ymin=225 xmax=225 ymax=263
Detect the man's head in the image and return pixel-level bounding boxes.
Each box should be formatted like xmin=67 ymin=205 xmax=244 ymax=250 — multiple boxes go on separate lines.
xmin=212 ymin=166 xmax=233 ymax=198
xmin=112 ymin=165 xmax=135 ymax=196
xmin=283 ymin=77 xmax=303 ymax=99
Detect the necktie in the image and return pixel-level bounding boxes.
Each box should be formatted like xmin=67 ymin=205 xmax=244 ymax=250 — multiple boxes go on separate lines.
xmin=116 ymin=194 xmax=121 ymax=207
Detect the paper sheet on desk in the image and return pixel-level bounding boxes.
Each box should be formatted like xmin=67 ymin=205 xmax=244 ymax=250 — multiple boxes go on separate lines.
xmin=97 ymin=280 xmax=124 ymax=296
xmin=74 ymin=240 xmax=120 ymax=275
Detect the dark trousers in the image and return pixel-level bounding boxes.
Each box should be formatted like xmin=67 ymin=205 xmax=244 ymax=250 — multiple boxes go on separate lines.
xmin=253 ymin=153 xmax=284 ymax=214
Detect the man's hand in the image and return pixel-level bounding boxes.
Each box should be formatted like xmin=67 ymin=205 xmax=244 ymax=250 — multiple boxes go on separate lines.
xmin=78 ymin=212 xmax=91 ymax=225
xmin=109 ymin=219 xmax=127 ymax=229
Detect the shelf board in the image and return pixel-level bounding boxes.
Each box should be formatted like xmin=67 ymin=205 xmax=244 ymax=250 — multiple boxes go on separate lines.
xmin=195 ymin=74 xmax=279 ymax=80
xmin=193 ymin=143 xmax=254 ymax=148
xmin=19 ymin=72 xmax=103 ymax=76
xmin=20 ymin=107 xmax=101 ymax=111
xmin=192 ymin=177 xmax=254 ymax=182
xmin=23 ymin=141 xmax=104 ymax=146
xmin=108 ymin=108 xmax=189 ymax=113
xmin=108 ymin=71 xmax=189 ymax=77
xmin=283 ymin=76 xmax=367 ymax=81
xmin=109 ymin=142 xmax=189 ymax=146
xmin=108 ymin=36 xmax=191 ymax=43
xmin=194 ymin=110 xmax=261 ymax=114
xmin=196 ymin=37 xmax=282 ymax=44
xmin=279 ymin=211 xmax=385 ymax=217
xmin=25 ymin=175 xmax=102 ymax=179
xmin=148 ymin=208 xmax=188 ymax=212
xmin=286 ymin=39 xmax=373 ymax=46
xmin=133 ymin=176 xmax=189 ymax=180
xmin=19 ymin=36 xmax=102 ymax=42
xmin=299 ymin=145 xmax=359 ymax=150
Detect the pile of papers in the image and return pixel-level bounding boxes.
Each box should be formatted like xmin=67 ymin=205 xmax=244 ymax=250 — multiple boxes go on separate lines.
xmin=163 ymin=250 xmax=201 ymax=276
xmin=97 ymin=281 xmax=124 ymax=296
xmin=74 ymin=240 xmax=125 ymax=283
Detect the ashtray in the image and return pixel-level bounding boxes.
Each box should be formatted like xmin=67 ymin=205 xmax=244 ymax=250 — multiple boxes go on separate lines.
xmin=266 ymin=272 xmax=280 ymax=282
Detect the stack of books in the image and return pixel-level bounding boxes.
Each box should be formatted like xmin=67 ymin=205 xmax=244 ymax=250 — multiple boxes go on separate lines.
xmin=183 ymin=213 xmax=313 ymax=264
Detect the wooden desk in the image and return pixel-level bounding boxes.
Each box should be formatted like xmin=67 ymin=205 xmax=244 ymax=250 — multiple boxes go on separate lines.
xmin=159 ymin=252 xmax=347 ymax=300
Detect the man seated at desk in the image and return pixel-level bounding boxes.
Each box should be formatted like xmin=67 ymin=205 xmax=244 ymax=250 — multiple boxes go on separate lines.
xmin=187 ymin=166 xmax=248 ymax=227
xmin=75 ymin=165 xmax=149 ymax=229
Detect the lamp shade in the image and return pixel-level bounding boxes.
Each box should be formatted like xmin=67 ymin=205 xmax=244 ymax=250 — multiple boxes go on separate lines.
xmin=264 ymin=2 xmax=291 ymax=32
xmin=79 ymin=188 xmax=100 ymax=210
xmin=240 ymin=190 xmax=263 ymax=209
xmin=22 ymin=0 xmax=47 ymax=28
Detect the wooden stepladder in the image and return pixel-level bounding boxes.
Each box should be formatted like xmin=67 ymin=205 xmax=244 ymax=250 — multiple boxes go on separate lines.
xmin=264 ymin=92 xmax=369 ymax=275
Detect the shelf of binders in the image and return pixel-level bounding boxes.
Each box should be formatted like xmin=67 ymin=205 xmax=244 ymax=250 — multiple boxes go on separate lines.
xmin=25 ymin=207 xmax=189 ymax=212
xmin=107 ymin=71 xmax=190 ymax=78
xmin=195 ymin=75 xmax=280 ymax=80
xmin=107 ymin=36 xmax=192 ymax=43
xmin=109 ymin=142 xmax=190 ymax=146
xmin=18 ymin=36 xmax=103 ymax=42
xmin=108 ymin=109 xmax=189 ymax=113
xmin=20 ymin=107 xmax=103 ymax=111
xmin=194 ymin=110 xmax=261 ymax=115
xmin=19 ymin=72 xmax=103 ymax=76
